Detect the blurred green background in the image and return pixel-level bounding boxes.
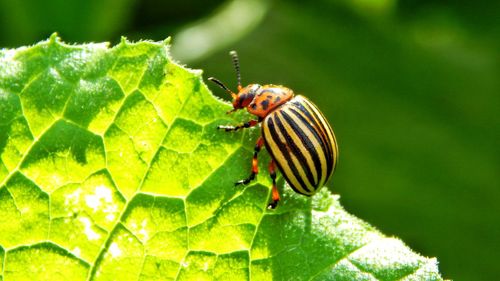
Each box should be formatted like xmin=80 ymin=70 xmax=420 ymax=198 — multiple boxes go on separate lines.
xmin=1 ymin=0 xmax=498 ymax=280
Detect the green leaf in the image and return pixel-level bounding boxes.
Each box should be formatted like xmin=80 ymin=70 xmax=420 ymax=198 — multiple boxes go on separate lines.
xmin=0 ymin=34 xmax=444 ymax=281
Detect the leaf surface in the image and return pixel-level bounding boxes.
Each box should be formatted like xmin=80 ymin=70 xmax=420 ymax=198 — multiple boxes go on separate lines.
xmin=0 ymin=35 xmax=443 ymax=281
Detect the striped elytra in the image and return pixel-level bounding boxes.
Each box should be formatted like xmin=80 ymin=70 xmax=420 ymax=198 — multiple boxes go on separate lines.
xmin=208 ymin=51 xmax=338 ymax=209
xmin=262 ymin=95 xmax=338 ymax=196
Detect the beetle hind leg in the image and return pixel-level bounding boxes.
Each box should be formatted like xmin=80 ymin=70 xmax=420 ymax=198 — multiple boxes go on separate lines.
xmin=267 ymin=159 xmax=280 ymax=209
xmin=235 ymin=136 xmax=264 ymax=186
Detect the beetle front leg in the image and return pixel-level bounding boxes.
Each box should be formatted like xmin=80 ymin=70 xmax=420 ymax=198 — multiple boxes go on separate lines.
xmin=267 ymin=159 xmax=280 ymax=209
xmin=217 ymin=119 xmax=259 ymax=132
xmin=235 ymin=136 xmax=264 ymax=186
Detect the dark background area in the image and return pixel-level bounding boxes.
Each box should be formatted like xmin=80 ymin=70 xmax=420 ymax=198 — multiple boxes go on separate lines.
xmin=1 ymin=0 xmax=499 ymax=280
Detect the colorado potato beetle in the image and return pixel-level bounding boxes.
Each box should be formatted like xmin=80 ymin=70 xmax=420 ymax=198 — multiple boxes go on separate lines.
xmin=209 ymin=51 xmax=338 ymax=209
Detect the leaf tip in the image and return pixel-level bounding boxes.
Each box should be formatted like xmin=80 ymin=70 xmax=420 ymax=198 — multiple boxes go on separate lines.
xmin=120 ymin=36 xmax=128 ymax=46
xmin=163 ymin=37 xmax=172 ymax=46
xmin=49 ymin=32 xmax=60 ymax=44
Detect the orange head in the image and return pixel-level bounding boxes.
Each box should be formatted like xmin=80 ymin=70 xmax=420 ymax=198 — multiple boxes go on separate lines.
xmin=232 ymin=84 xmax=261 ymax=109
xmin=208 ymin=51 xmax=261 ymax=113
xmin=208 ymin=51 xmax=294 ymax=117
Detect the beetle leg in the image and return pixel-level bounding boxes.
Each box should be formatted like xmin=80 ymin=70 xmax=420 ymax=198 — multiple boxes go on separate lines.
xmin=267 ymin=159 xmax=280 ymax=209
xmin=217 ymin=119 xmax=259 ymax=132
xmin=236 ymin=136 xmax=264 ymax=186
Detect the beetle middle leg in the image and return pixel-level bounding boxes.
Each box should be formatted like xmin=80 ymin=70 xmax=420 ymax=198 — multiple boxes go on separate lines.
xmin=217 ymin=119 xmax=259 ymax=132
xmin=235 ymin=136 xmax=264 ymax=186
xmin=267 ymin=159 xmax=280 ymax=209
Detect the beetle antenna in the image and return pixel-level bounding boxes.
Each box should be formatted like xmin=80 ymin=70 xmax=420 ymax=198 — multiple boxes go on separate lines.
xmin=229 ymin=50 xmax=242 ymax=91
xmin=208 ymin=77 xmax=237 ymax=98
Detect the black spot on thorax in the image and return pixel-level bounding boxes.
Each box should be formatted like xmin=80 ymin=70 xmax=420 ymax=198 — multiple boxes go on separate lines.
xmin=261 ymin=99 xmax=270 ymax=110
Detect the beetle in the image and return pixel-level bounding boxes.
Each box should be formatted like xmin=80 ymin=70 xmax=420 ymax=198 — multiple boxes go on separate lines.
xmin=208 ymin=51 xmax=338 ymax=209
